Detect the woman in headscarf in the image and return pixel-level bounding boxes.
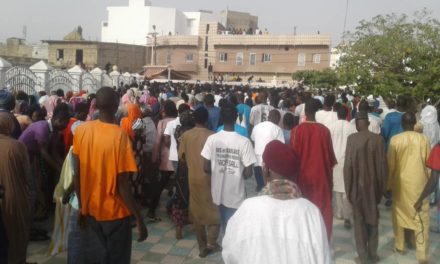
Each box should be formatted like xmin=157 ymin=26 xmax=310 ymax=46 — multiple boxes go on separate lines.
xmin=170 ymin=108 xmax=194 ymax=239
xmin=86 ymin=98 xmax=97 ymax=121
xmin=120 ymin=102 xmax=143 ymax=200
xmin=44 ymin=90 xmax=60 ymax=119
xmin=149 ymin=100 xmax=177 ymax=221
xmin=0 ymin=112 xmax=32 ymax=264
xmin=121 ymin=89 xmax=135 ymax=105
xmin=420 ymin=105 xmax=440 ymax=149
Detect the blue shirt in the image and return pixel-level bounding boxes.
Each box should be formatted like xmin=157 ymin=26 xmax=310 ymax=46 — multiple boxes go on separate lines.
xmin=204 ymin=106 xmax=221 ymax=131
xmin=236 ymin=103 xmax=251 ymax=130
xmin=283 ymin=129 xmax=291 ymax=144
xmin=217 ymin=124 xmax=249 ymax=138
xmin=382 ymin=111 xmax=404 ymax=150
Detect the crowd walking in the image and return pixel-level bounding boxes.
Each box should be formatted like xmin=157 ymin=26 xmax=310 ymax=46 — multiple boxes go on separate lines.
xmin=0 ymin=81 xmax=439 ymax=264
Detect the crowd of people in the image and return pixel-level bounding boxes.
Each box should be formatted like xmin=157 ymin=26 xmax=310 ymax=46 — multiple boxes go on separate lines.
xmin=0 ymin=81 xmax=439 ymax=264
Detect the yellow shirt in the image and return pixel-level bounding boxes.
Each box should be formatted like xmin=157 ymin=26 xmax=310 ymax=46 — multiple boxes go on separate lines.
xmin=387 ymin=131 xmax=430 ymax=229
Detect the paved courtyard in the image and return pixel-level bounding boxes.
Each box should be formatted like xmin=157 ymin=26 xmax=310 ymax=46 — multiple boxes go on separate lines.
xmin=27 ymin=178 xmax=440 ymax=264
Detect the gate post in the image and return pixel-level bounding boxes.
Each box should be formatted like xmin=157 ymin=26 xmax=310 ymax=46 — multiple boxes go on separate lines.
xmin=109 ymin=70 xmax=121 ymax=88
xmin=0 ymin=57 xmax=12 ymax=89
xmin=90 ymin=67 xmax=104 ymax=89
xmin=30 ymin=60 xmax=53 ymax=93
xmin=68 ymin=65 xmax=84 ymax=92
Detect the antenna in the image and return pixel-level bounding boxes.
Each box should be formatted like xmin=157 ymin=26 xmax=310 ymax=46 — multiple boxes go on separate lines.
xmin=22 ymin=25 xmax=27 ymax=40
xmin=342 ymin=0 xmax=349 ymax=43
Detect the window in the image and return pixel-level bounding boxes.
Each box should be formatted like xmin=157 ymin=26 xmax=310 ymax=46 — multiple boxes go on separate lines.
xmin=313 ymin=54 xmax=321 ymax=64
xmin=298 ymin=53 xmax=306 ymax=67
xmin=220 ymin=52 xmax=228 ymax=63
xmin=206 ymin=24 xmax=210 ymax=34
xmin=262 ymin=53 xmax=271 ymax=63
xmin=236 ymin=52 xmax=243 ymax=65
xmin=185 ymin=53 xmax=194 ymax=63
xmin=56 ymin=49 xmax=64 ymax=60
xmin=249 ymin=53 xmax=257 ymax=65
xmin=166 ymin=53 xmax=171 ymax=64
xmin=187 ymin=19 xmax=194 ymax=27
xmin=75 ymin=49 xmax=83 ymax=65
xmin=205 ymin=36 xmax=208 ymax=51
xmin=204 ymin=58 xmax=208 ymax=69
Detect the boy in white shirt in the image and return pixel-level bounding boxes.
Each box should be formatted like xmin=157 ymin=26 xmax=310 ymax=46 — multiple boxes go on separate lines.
xmin=251 ymin=109 xmax=285 ymax=191
xmin=201 ymin=103 xmax=256 ymax=231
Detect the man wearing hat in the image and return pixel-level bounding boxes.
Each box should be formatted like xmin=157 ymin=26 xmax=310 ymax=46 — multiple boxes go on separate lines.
xmin=222 ymin=140 xmax=330 ymax=264
xmin=344 ymin=111 xmax=387 ymax=264
xmin=0 ymin=89 xmax=22 ymax=139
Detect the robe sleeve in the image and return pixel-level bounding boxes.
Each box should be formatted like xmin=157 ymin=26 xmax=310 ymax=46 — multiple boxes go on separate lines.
xmin=386 ymin=138 xmax=397 ymax=191
xmin=343 ymin=136 xmax=354 ymax=204
xmin=178 ymin=134 xmax=186 ymax=161
xmin=152 ymin=120 xmax=163 ymax=163
xmin=376 ymin=137 xmax=388 ymax=200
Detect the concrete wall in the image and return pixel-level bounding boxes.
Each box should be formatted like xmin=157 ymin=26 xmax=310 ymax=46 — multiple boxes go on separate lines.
xmin=0 ymin=38 xmax=48 ymax=59
xmin=219 ymin=10 xmax=259 ymax=31
xmin=102 ymin=4 xmax=203 ymax=45
xmin=102 ymin=6 xmax=150 ymax=45
xmin=97 ymin=43 xmax=146 ymax=73
xmin=212 ymin=45 xmax=330 ymax=73
xmin=155 ymin=46 xmax=198 ymax=73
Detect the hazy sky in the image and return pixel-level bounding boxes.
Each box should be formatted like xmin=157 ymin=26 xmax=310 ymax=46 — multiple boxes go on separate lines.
xmin=1 ymin=0 xmax=439 ymax=46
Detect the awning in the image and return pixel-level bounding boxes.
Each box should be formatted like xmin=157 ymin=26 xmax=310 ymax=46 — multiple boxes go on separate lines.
xmin=143 ymin=66 xmax=191 ymax=80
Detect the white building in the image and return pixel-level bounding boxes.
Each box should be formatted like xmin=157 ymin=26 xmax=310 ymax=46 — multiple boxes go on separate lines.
xmin=330 ymin=48 xmax=342 ymax=69
xmin=101 ymin=0 xmax=216 ymax=45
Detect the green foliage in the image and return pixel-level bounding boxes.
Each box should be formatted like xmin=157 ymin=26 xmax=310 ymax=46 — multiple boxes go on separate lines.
xmin=337 ymin=9 xmax=440 ymax=100
xmin=292 ymin=68 xmax=338 ymax=89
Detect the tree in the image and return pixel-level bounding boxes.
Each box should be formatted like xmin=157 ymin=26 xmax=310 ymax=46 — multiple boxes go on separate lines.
xmin=337 ymin=9 xmax=440 ymax=101
xmin=292 ymin=68 xmax=338 ymax=89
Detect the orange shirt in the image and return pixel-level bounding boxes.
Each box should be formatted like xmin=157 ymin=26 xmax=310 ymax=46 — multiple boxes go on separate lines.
xmin=72 ymin=120 xmax=137 ymax=221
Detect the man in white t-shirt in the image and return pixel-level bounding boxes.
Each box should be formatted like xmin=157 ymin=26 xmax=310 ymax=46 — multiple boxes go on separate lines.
xmin=251 ymin=109 xmax=285 ymax=191
xmin=350 ymin=100 xmax=381 ymax=134
xmin=249 ymin=90 xmax=274 ymax=132
xmin=164 ymin=104 xmax=190 ymax=170
xmin=316 ymin=94 xmax=338 ymax=129
xmin=201 ymin=103 xmax=256 ymax=231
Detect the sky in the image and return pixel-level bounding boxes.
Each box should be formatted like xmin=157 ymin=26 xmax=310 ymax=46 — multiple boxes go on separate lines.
xmin=1 ymin=0 xmax=439 ymax=46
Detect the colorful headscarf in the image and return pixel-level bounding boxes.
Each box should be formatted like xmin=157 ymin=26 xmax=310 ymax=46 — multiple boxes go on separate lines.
xmin=120 ymin=103 xmax=142 ymax=139
xmin=259 ymin=179 xmax=302 ymax=200
xmin=87 ymin=98 xmax=97 ymax=121
xmin=421 ymin=105 xmax=440 ymax=148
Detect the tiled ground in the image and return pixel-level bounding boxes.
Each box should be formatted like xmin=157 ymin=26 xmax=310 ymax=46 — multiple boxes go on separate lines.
xmin=27 ymin=178 xmax=440 ymax=264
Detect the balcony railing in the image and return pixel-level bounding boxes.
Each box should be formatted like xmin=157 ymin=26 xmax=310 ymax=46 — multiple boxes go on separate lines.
xmin=211 ymin=34 xmax=331 ymax=46
xmin=148 ymin=36 xmax=199 ymax=47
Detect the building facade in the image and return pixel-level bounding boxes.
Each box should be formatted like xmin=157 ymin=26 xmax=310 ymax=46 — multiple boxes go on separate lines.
xmin=150 ymin=26 xmax=331 ymax=82
xmin=44 ymin=40 xmax=147 ymax=73
xmin=0 ymin=38 xmax=48 ymax=67
xmin=101 ymin=0 xmax=216 ymax=45
xmin=103 ymin=0 xmax=331 ymax=83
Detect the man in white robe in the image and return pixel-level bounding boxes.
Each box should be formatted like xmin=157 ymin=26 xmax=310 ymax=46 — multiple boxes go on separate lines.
xmin=329 ymin=105 xmax=356 ymax=228
xmin=222 ymin=140 xmax=331 ymax=264
xmin=316 ymin=94 xmax=338 ymax=129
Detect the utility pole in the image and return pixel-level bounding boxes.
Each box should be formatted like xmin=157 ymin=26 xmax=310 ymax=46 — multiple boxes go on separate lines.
xmin=342 ymin=0 xmax=349 ymax=43
xmin=148 ymin=25 xmax=158 ymax=65
xmin=22 ymin=25 xmax=27 ymax=40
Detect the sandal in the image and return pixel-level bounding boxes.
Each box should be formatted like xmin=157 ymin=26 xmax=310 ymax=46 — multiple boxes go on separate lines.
xmin=146 ymin=214 xmax=162 ymax=223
